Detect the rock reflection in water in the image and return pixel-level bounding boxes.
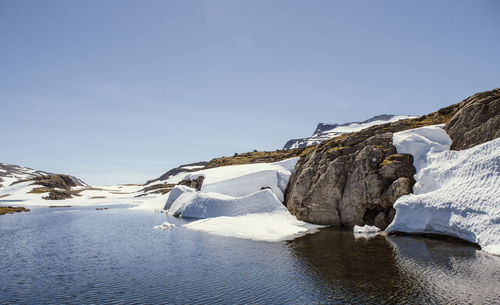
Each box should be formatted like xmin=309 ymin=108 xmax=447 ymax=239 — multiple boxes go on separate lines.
xmin=289 ymin=228 xmax=500 ymax=304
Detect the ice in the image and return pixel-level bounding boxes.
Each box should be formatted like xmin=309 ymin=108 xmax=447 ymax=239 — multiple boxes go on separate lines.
xmin=353 ymin=225 xmax=381 ymax=239
xmin=354 ymin=225 xmax=381 ymax=233
xmin=154 ymin=221 xmax=175 ymax=229
xmin=386 ymin=125 xmax=500 ymax=255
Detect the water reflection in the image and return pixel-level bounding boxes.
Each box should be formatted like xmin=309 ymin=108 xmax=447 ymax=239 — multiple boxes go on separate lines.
xmin=289 ymin=228 xmax=500 ymax=304
xmin=1 ymin=208 xmax=499 ymax=304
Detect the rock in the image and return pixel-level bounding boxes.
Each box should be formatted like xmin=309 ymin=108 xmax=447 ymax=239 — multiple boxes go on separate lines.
xmin=145 ymin=161 xmax=208 ymax=185
xmin=43 ymin=190 xmax=74 ymax=200
xmin=284 ymin=88 xmax=498 ymax=229
xmin=374 ymin=212 xmax=387 ymax=229
xmin=178 ymin=176 xmax=205 ymax=191
xmin=445 ymin=88 xmax=500 ymax=150
xmin=285 ymin=132 xmax=416 ymax=229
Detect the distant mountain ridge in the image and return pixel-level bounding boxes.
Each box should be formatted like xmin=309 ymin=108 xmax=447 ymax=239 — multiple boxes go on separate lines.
xmin=0 ymin=163 xmax=51 ymax=188
xmin=0 ymin=162 xmax=88 ymax=189
xmin=283 ymin=114 xmax=415 ymax=149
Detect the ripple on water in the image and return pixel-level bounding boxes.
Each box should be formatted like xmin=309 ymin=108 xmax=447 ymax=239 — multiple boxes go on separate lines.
xmin=0 ymin=208 xmax=499 ymax=304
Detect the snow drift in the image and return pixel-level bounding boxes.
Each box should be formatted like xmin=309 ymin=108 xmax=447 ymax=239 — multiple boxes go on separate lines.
xmin=180 ymin=157 xmax=298 ymax=202
xmin=386 ymin=125 xmax=500 ymax=255
xmin=163 ymin=158 xmax=321 ymax=241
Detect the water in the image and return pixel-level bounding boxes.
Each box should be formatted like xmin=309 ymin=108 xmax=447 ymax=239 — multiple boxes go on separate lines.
xmin=1 ymin=206 xmax=499 ymax=304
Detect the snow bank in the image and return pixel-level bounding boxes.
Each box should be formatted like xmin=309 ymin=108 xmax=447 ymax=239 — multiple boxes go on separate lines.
xmin=163 ymin=158 xmax=321 ymax=241
xmin=130 ymin=193 xmax=169 ymax=211
xmin=386 ymin=125 xmax=500 ymax=255
xmin=181 ymin=158 xmax=298 ymax=202
xmin=185 ymin=212 xmax=318 ymax=242
xmin=167 ymin=189 xmax=288 ymax=218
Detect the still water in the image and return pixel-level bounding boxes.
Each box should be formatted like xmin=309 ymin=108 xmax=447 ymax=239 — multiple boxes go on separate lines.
xmin=1 ymin=206 xmax=499 ymax=304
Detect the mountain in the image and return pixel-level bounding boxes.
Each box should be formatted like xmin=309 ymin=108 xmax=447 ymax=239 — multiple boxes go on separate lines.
xmin=0 ymin=162 xmax=89 ymax=200
xmin=0 ymin=163 xmax=51 ymax=188
xmin=0 ymin=162 xmax=87 ymax=189
xmin=283 ymin=114 xmax=415 ymax=149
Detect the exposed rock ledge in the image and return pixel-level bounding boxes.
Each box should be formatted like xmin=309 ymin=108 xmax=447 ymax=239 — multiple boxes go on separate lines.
xmin=285 ymin=88 xmax=499 ymax=229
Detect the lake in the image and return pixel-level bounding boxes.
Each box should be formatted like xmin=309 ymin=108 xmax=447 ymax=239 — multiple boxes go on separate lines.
xmin=1 ymin=205 xmax=499 ymax=304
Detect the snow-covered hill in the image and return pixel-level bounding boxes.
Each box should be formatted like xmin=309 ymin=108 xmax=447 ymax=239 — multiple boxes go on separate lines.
xmin=283 ymin=114 xmax=415 ymax=149
xmin=0 ymin=163 xmax=50 ymax=188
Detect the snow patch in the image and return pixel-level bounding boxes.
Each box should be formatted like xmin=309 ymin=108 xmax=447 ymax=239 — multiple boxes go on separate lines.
xmin=353 ymin=225 xmax=381 ymax=239
xmin=387 ymin=125 xmax=500 ymax=255
xmin=154 ymin=221 xmax=175 ymax=229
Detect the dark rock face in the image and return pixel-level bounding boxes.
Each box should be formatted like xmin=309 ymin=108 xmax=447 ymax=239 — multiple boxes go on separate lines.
xmin=445 ymin=88 xmax=500 ymax=150
xmin=284 ymin=88 xmax=499 ymax=229
xmin=284 ymin=102 xmax=462 ymax=229
xmin=285 ymin=132 xmax=415 ymax=228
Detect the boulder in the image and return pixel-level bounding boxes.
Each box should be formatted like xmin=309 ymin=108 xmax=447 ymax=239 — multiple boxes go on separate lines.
xmin=285 ymin=132 xmax=416 ymax=229
xmin=445 ymin=88 xmax=500 ymax=150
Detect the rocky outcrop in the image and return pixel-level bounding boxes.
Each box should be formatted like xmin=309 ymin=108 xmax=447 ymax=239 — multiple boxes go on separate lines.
xmin=13 ymin=174 xmax=88 ymax=200
xmin=285 ymin=88 xmax=500 ymax=229
xmin=445 ymin=88 xmax=500 ymax=150
xmin=178 ymin=176 xmax=204 ymax=191
xmin=285 ymin=103 xmax=461 ymax=229
xmin=285 ymin=133 xmax=415 ymax=228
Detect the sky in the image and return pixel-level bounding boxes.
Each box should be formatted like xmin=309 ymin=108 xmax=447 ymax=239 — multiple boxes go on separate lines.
xmin=1 ymin=0 xmax=499 ymax=185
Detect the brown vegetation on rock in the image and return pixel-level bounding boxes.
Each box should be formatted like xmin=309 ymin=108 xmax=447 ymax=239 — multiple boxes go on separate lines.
xmin=0 ymin=206 xmax=30 ymax=215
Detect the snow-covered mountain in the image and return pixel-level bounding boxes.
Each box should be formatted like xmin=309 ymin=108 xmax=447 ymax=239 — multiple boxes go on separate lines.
xmin=0 ymin=163 xmax=50 ymax=188
xmin=283 ymin=114 xmax=415 ymax=149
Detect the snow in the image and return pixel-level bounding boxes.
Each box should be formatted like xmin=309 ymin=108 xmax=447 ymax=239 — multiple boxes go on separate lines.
xmin=163 ymin=185 xmax=195 ymax=211
xmin=0 ymin=181 xmax=165 ymax=209
xmin=353 ymin=225 xmax=381 ymax=239
xmin=354 ymin=225 xmax=381 ymax=233
xmin=182 ymin=157 xmax=298 ymax=202
xmin=181 ymin=165 xmax=205 ymax=170
xmin=154 ymin=221 xmax=175 ymax=229
xmin=288 ymin=115 xmax=415 ymax=149
xmin=386 ymin=125 xmax=500 ymax=255
xmin=168 ymin=189 xmax=288 ymax=218
xmin=130 ymin=193 xmax=169 ymax=211
xmin=163 ymin=158 xmax=322 ymax=241
xmin=185 ymin=212 xmax=318 ymax=242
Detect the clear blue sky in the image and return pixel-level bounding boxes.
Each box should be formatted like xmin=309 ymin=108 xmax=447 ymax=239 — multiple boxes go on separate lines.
xmin=1 ymin=0 xmax=499 ymax=185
